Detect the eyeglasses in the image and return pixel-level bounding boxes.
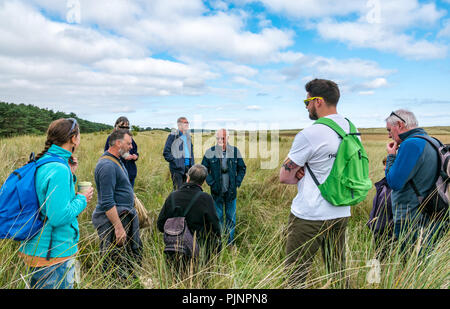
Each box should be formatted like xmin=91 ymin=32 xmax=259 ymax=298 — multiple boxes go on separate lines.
xmin=118 ymin=125 xmax=130 ymax=129
xmin=304 ymin=97 xmax=323 ymax=107
xmin=390 ymin=111 xmax=406 ymax=124
xmin=67 ymin=118 xmax=77 ymax=136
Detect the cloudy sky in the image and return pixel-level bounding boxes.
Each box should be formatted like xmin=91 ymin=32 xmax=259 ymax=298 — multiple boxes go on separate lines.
xmin=0 ymin=0 xmax=449 ymax=130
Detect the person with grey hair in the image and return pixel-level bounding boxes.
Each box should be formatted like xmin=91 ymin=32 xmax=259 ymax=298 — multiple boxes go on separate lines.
xmin=384 ymin=109 xmax=445 ymax=254
xmin=93 ymin=129 xmax=143 ymax=280
xmin=157 ymin=164 xmax=222 ymax=263
xmin=201 ymin=128 xmax=246 ymax=247
xmin=163 ymin=117 xmax=195 ymax=190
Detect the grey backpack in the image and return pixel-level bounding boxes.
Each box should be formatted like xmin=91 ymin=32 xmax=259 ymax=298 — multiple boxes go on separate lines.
xmin=163 ymin=191 xmax=202 ymax=258
xmin=409 ymin=136 xmax=449 ymax=221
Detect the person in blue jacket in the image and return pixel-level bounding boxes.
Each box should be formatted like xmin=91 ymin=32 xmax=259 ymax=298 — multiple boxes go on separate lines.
xmin=384 ymin=109 xmax=443 ymax=254
xmin=19 ymin=118 xmax=94 ymax=289
xmin=163 ymin=117 xmax=195 ymax=191
xmin=104 ymin=117 xmax=139 ymax=187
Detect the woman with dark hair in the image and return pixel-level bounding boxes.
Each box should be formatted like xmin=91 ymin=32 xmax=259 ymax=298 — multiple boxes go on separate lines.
xmin=104 ymin=117 xmax=139 ymax=187
xmin=19 ymin=118 xmax=94 ymax=289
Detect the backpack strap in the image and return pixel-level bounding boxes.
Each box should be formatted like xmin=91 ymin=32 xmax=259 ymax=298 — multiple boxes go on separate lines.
xmin=412 ymin=135 xmax=443 ymax=178
xmin=33 ymin=153 xmax=71 ymax=261
xmin=306 ymin=117 xmax=359 ymax=187
xmin=171 ymin=191 xmax=203 ymax=217
xmin=100 ymin=155 xmax=125 ymax=172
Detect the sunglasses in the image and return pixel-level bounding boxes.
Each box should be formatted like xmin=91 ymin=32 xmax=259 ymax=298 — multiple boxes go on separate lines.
xmin=303 ymin=96 xmax=323 ymax=107
xmin=67 ymin=118 xmax=77 ymax=136
xmin=118 ymin=125 xmax=130 ymax=129
xmin=390 ymin=111 xmax=406 ymax=124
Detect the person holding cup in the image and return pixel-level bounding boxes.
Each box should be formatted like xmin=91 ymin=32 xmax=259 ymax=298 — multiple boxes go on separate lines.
xmin=18 ymin=118 xmax=93 ymax=289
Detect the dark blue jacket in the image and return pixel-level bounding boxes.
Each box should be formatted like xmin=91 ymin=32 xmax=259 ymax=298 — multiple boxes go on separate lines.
xmin=104 ymin=135 xmax=139 ymax=180
xmin=385 ymin=128 xmax=439 ymax=237
xmin=367 ymin=177 xmax=393 ymax=236
xmin=163 ymin=130 xmax=195 ymax=174
xmin=201 ymin=145 xmax=246 ymax=203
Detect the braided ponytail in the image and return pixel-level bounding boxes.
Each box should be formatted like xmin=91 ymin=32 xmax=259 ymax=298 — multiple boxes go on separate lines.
xmin=35 ymin=139 xmax=53 ymax=161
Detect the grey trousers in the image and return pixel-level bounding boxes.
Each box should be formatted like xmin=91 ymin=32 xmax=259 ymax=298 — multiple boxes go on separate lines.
xmin=285 ymin=213 xmax=349 ymax=287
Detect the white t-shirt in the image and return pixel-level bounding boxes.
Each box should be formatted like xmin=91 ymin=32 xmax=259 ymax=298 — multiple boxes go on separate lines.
xmin=288 ymin=114 xmax=352 ymax=221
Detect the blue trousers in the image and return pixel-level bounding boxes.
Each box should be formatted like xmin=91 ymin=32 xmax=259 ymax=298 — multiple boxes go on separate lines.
xmin=214 ymin=198 xmax=237 ymax=244
xmin=29 ymin=258 xmax=75 ymax=289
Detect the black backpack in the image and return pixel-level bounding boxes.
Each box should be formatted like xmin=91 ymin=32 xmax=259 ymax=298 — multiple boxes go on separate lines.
xmin=163 ymin=191 xmax=202 ymax=259
xmin=409 ymin=136 xmax=449 ymax=221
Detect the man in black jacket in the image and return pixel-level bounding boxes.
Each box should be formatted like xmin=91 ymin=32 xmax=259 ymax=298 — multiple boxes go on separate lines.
xmin=157 ymin=164 xmax=221 ymax=262
xmin=201 ymin=129 xmax=246 ymax=246
xmin=163 ymin=117 xmax=195 ymax=191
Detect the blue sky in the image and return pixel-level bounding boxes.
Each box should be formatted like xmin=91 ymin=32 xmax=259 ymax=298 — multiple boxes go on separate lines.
xmin=0 ymin=0 xmax=449 ymax=130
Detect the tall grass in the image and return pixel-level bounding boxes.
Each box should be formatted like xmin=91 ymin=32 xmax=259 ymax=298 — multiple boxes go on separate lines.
xmin=0 ymin=129 xmax=449 ymax=289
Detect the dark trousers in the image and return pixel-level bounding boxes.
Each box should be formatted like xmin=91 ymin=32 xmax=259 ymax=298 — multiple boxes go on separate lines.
xmin=171 ymin=166 xmax=190 ymax=191
xmin=285 ymin=213 xmax=349 ymax=288
xmin=98 ymin=212 xmax=142 ymax=279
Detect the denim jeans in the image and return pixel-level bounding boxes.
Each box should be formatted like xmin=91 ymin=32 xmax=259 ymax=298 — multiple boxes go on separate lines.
xmin=29 ymin=258 xmax=75 ymax=289
xmin=214 ymin=198 xmax=237 ymax=244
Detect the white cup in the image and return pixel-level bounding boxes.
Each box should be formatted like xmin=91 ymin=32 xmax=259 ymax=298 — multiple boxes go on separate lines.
xmin=78 ymin=181 xmax=92 ymax=194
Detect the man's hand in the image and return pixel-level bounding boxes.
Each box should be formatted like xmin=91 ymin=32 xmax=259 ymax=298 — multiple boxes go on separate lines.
xmin=280 ymin=157 xmax=302 ymax=184
xmin=387 ymin=141 xmax=398 ymax=155
xmin=295 ymin=167 xmax=305 ymax=180
xmin=114 ymin=225 xmax=127 ymax=246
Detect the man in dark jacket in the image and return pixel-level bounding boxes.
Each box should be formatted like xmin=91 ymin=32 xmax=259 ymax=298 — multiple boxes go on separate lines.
xmin=385 ymin=109 xmax=444 ymax=254
xmin=163 ymin=117 xmax=195 ymax=191
xmin=157 ymin=164 xmax=221 ymax=263
xmin=104 ymin=117 xmax=139 ymax=187
xmin=201 ymin=129 xmax=246 ymax=245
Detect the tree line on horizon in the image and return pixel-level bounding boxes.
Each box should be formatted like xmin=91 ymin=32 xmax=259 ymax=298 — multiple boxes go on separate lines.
xmin=0 ymin=102 xmax=113 ymax=137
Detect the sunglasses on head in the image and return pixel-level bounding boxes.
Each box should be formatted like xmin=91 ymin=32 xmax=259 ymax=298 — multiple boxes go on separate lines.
xmin=67 ymin=118 xmax=77 ymax=136
xmin=390 ymin=111 xmax=406 ymax=124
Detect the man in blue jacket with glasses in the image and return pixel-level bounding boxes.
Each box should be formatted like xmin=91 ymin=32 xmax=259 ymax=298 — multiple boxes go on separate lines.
xmin=385 ymin=109 xmax=446 ymax=254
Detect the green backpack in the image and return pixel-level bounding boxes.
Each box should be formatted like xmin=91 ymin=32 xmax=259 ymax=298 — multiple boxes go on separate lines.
xmin=305 ymin=117 xmax=372 ymax=206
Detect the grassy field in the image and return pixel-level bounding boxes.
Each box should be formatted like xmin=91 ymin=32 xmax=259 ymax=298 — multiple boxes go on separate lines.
xmin=0 ymin=127 xmax=449 ymax=289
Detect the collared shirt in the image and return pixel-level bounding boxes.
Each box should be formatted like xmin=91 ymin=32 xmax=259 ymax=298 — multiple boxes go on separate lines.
xmin=180 ymin=131 xmax=191 ymax=166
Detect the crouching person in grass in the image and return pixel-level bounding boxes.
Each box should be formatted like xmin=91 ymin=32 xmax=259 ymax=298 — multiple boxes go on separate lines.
xmin=157 ymin=164 xmax=222 ymax=278
xmin=92 ymin=129 xmax=143 ymax=282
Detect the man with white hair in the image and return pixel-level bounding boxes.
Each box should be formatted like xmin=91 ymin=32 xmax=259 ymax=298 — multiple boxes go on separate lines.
xmin=202 ymin=129 xmax=246 ymax=246
xmin=385 ymin=109 xmax=444 ymax=253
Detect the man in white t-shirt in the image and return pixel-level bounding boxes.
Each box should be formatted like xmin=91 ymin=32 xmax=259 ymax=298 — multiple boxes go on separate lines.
xmin=279 ymin=78 xmax=351 ymax=287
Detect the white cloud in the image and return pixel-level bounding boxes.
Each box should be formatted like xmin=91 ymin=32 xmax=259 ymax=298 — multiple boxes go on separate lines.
xmin=246 ymin=105 xmax=262 ymax=110
xmin=257 ymin=0 xmax=448 ymax=60
xmin=438 ymin=19 xmax=450 ymax=38
xmin=316 ymin=20 xmax=447 ymax=60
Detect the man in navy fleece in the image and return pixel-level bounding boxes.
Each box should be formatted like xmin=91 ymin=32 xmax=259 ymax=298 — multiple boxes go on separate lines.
xmin=384 ymin=109 xmax=443 ymax=253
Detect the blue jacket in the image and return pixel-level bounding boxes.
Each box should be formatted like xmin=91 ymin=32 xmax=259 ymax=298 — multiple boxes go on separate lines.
xmin=19 ymin=145 xmax=87 ymax=259
xmin=201 ymin=145 xmax=246 ymax=203
xmin=104 ymin=135 xmax=139 ymax=180
xmin=385 ymin=128 xmax=438 ymax=236
xmin=163 ymin=130 xmax=195 ymax=173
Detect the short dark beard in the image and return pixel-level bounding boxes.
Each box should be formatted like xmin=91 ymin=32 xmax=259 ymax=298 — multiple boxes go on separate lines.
xmin=309 ymin=104 xmax=319 ymax=120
